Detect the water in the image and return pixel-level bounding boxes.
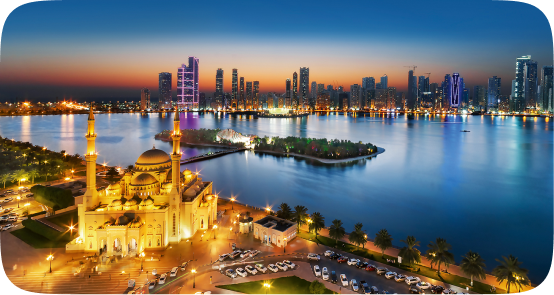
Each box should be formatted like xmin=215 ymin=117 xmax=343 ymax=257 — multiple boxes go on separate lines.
xmin=0 ymin=112 xmax=551 ymax=283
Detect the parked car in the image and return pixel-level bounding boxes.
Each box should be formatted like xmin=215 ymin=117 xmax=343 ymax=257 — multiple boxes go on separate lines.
xmin=376 ymin=267 xmax=388 ymax=275
xmin=360 ymin=280 xmax=371 ymax=294
xmin=235 ymin=268 xmax=247 ymax=278
xmin=330 ymin=271 xmax=338 ymax=283
xmin=0 ymin=215 xmax=8 ymax=221
xmin=442 ymin=288 xmax=456 ymax=294
xmin=322 ymin=267 xmax=329 ymax=280
xmin=394 ymin=274 xmax=406 ymax=282
xmin=240 ymin=250 xmax=251 ymax=258
xmin=158 ymin=273 xmax=167 ymax=284
xmin=3 ymin=197 xmax=13 ymax=203
xmin=409 ymin=286 xmax=422 ymax=294
xmin=350 ymin=279 xmax=359 ymax=292
xmin=347 ymin=258 xmax=360 ymax=265
xmin=416 ymin=281 xmax=432 ymax=289
xmin=369 ymin=286 xmax=379 ymax=294
xmin=340 ymin=274 xmax=348 ymax=287
xmin=181 ymin=262 xmax=188 ymax=271
xmin=268 ymin=264 xmax=279 ymax=273
xmin=2 ymin=224 xmax=13 ymax=231
xmin=307 ymin=253 xmax=321 ymax=261
xmin=225 ymin=269 xmax=237 ymax=278
xmin=148 ymin=280 xmax=156 ymax=289
xmin=356 ymin=261 xmax=369 ymax=269
xmin=381 ymin=289 xmax=391 ymax=294
xmin=219 ymin=254 xmax=229 ymax=261
xmin=314 ymin=265 xmax=321 ymax=277
xmin=384 ymin=271 xmax=397 ymax=279
xmin=245 ymin=265 xmax=257 ymax=275
xmin=170 ymin=267 xmax=178 ymax=277
xmin=430 ymin=285 xmax=445 ymax=294
xmin=8 ymin=216 xmax=17 ymax=222
xmin=275 ymin=262 xmax=288 ymax=271
xmin=250 ymin=250 xmax=260 ymax=257
xmin=330 ymin=253 xmax=340 ymax=260
xmin=405 ymin=276 xmax=421 ymax=285
xmin=337 ymin=256 xmax=348 ymax=263
xmin=283 ymin=260 xmax=296 ymax=269
xmin=324 ymin=250 xmax=334 ymax=257
xmin=255 ymin=264 xmax=267 ymax=273
xmin=365 ymin=264 xmax=376 ymax=271
xmin=230 ymin=250 xmax=242 ymax=259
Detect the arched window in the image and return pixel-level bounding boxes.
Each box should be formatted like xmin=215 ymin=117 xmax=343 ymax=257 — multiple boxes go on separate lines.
xmin=156 ymin=224 xmax=162 ymax=234
xmin=147 ymin=225 xmax=153 ymax=234
xmin=201 ymin=219 xmax=204 ymax=228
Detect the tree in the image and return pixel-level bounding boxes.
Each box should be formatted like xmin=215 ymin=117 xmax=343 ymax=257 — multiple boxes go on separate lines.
xmin=309 ymin=212 xmax=325 ymax=237
xmin=309 ymin=280 xmax=326 ymax=294
xmin=399 ymin=236 xmax=422 ymax=266
xmin=1 ymin=174 xmax=10 ymax=188
xmin=426 ymin=237 xmax=455 ymax=274
xmin=28 ymin=168 xmax=39 ymax=184
xmin=374 ymin=229 xmax=393 ymax=258
xmin=328 ymin=219 xmax=346 ymax=246
xmin=348 ymin=223 xmax=367 ymax=248
xmin=460 ymin=251 xmax=487 ymax=287
xmin=11 ymin=169 xmax=28 ymax=186
xmin=106 ymin=167 xmax=119 ymax=182
xmin=292 ymin=205 xmax=308 ymax=233
xmin=276 ymin=203 xmax=293 ymax=220
xmin=492 ymin=255 xmax=530 ymax=293
xmin=125 ymin=165 xmax=134 ymax=173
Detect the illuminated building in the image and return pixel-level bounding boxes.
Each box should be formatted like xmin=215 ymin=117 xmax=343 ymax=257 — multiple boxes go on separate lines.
xmin=362 ymin=77 xmax=375 ymax=90
xmin=140 ymin=88 xmax=150 ymax=111
xmin=473 ymin=86 xmax=487 ymax=111
xmin=254 ymin=216 xmax=297 ymax=248
xmin=232 ymin=69 xmax=238 ymax=109
xmin=215 ymin=68 xmax=224 ymax=108
xmin=511 ymin=55 xmax=532 ymax=113
xmin=407 ymin=70 xmax=417 ymax=110
xmin=300 ymin=67 xmax=309 ymax=109
xmin=380 ymin=75 xmax=388 ymax=90
xmin=246 ymin=82 xmax=253 ymax=110
xmin=158 ymin=72 xmax=172 ymax=110
xmin=253 ymin=81 xmax=260 ymax=110
xmin=541 ymin=66 xmax=553 ymax=112
xmin=524 ymin=60 xmax=538 ymax=110
xmin=350 ymin=84 xmax=361 ymax=110
xmin=285 ymin=79 xmax=291 ymax=108
xmin=487 ymin=76 xmax=501 ymax=112
xmin=239 ymin=77 xmax=245 ymax=110
xmin=386 ymin=87 xmax=396 ymax=109
xmin=177 ymin=57 xmax=199 ymax=110
xmin=316 ymin=93 xmax=330 ymax=110
xmin=292 ymin=72 xmax=298 ymax=109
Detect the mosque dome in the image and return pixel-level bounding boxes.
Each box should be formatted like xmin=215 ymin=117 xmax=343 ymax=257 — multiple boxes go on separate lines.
xmin=135 ymin=148 xmax=171 ymax=166
xmin=128 ymin=216 xmax=143 ymax=228
xmin=183 ymin=169 xmax=192 ymax=176
xmin=184 ymin=187 xmax=197 ymax=197
xmin=107 ymin=183 xmax=120 ymax=191
xmin=114 ymin=215 xmax=130 ymax=226
xmin=131 ymin=173 xmax=159 ymax=186
xmin=143 ymin=196 xmax=155 ymax=206
xmin=110 ymin=199 xmax=123 ymax=206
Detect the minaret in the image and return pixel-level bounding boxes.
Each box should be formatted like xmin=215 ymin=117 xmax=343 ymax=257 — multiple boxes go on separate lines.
xmin=169 ymin=108 xmax=182 ymax=243
xmin=83 ymin=104 xmax=98 ymax=206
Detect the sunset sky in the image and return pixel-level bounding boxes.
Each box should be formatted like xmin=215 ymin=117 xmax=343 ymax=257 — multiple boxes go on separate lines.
xmin=0 ymin=0 xmax=552 ymax=101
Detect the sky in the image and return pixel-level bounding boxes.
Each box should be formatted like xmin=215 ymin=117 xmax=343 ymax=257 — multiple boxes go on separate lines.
xmin=0 ymin=0 xmax=552 ymax=102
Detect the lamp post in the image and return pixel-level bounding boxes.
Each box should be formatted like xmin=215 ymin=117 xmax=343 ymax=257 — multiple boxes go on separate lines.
xmin=265 ymin=207 xmax=271 ymax=214
xmin=69 ymin=224 xmax=74 ymax=237
xmin=283 ymin=237 xmax=287 ymax=253
xmin=140 ymin=252 xmax=145 ymax=271
xmin=264 ymin=283 xmax=271 ymax=294
xmin=47 ymin=254 xmax=54 ymax=273
xmin=228 ymin=227 xmax=232 ymax=239
xmin=17 ymin=195 xmax=20 ymax=208
xmin=71 ymin=170 xmax=75 ymax=179
xmin=213 ymin=225 xmax=218 ymax=239
xmin=192 ymin=269 xmax=197 ymax=288
xmin=230 ymin=197 xmax=235 ymax=210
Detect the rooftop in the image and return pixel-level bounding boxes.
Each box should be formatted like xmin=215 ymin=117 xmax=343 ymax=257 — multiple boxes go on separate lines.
xmin=254 ymin=215 xmax=295 ymax=232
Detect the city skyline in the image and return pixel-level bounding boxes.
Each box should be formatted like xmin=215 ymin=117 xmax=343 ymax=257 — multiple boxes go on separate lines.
xmin=0 ymin=0 xmax=552 ymax=101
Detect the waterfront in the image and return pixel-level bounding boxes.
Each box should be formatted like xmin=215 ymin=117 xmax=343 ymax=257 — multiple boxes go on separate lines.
xmin=0 ymin=112 xmax=551 ymax=283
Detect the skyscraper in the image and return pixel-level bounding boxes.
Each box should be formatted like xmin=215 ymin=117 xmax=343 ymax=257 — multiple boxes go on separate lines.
xmin=380 ymin=75 xmax=388 ymax=90
xmin=158 ymin=72 xmax=172 ymax=110
xmin=350 ymin=84 xmax=360 ymax=110
xmin=386 ymin=87 xmax=396 ymax=109
xmin=441 ymin=74 xmax=452 ymax=110
xmin=524 ymin=60 xmax=538 ymax=109
xmin=407 ymin=70 xmax=417 ymax=110
xmin=177 ymin=56 xmax=199 ymax=110
xmin=292 ymin=72 xmax=298 ymax=109
xmin=253 ymin=81 xmax=260 ymax=110
xmin=450 ymin=73 xmax=463 ymax=108
xmin=311 ymin=81 xmax=317 ymax=99
xmin=362 ymin=77 xmax=375 ymax=90
xmin=285 ymin=79 xmax=291 ymax=108
xmin=199 ymin=92 xmax=206 ymax=110
xmin=512 ymin=55 xmax=532 ymax=113
xmin=473 ymin=86 xmax=487 ymax=111
xmin=231 ymin=69 xmax=238 ymax=109
xmin=215 ymin=68 xmax=224 ymax=108
xmin=317 ymin=83 xmax=324 ymax=94
xmin=239 ymin=77 xmax=245 ymax=110
xmin=300 ymin=67 xmax=310 ymax=109
xmin=541 ymin=66 xmax=553 ymax=112
xmin=487 ymin=76 xmax=501 ymax=112
xmin=246 ymin=82 xmax=253 ymax=110
xmin=140 ymin=88 xmax=150 ymax=111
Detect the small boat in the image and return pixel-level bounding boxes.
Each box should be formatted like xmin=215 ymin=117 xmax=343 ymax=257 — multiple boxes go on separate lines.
xmin=461 ymin=130 xmax=470 ymax=132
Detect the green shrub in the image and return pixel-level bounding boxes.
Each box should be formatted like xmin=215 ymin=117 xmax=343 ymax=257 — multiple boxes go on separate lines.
xmin=21 ymin=218 xmax=68 ymax=241
xmin=30 ymin=185 xmax=74 ymax=210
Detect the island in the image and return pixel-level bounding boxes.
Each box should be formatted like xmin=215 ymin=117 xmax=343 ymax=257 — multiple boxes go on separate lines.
xmin=155 ymin=128 xmax=383 ymax=163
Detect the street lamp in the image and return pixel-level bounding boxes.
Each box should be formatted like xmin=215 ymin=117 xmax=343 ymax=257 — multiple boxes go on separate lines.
xmin=213 ymin=225 xmax=217 ymax=239
xmin=263 ymin=283 xmax=271 ymax=294
xmin=71 ymin=170 xmax=75 ymax=178
xmin=283 ymin=237 xmax=287 ymax=253
xmin=140 ymin=252 xmax=145 ymax=270
xmin=17 ymin=196 xmax=20 ymax=208
xmin=192 ymin=269 xmax=197 ymax=288
xmin=47 ymin=254 xmax=54 ymax=273
xmin=229 ymin=227 xmax=232 ymax=238
xmin=230 ymin=197 xmax=235 ymax=210
xmin=265 ymin=207 xmax=271 ymax=214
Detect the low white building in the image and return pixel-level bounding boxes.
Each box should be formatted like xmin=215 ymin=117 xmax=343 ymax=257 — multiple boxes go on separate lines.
xmin=253 ymin=215 xmax=297 ymax=248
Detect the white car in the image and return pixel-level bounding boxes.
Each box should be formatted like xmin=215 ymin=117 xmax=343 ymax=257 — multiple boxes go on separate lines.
xmin=240 ymin=250 xmax=251 ymax=258
xmin=314 ymin=265 xmax=321 ymax=277
xmin=416 ymin=281 xmax=432 ymax=289
xmin=376 ymin=267 xmax=388 ymax=275
xmin=0 ymin=215 xmax=8 ymax=221
xmin=255 ymin=264 xmax=267 ymax=273
xmin=148 ymin=280 xmax=156 ymax=289
xmin=2 ymin=224 xmax=13 ymax=231
xmin=324 ymin=250 xmax=334 ymax=257
xmin=350 ymin=279 xmax=359 ymax=292
xmin=322 ymin=267 xmax=329 ymax=280
xmin=219 ymin=254 xmax=229 ymax=261
xmin=347 ymin=258 xmax=360 ymax=266
xmin=307 ymin=253 xmax=321 ymax=261
xmin=384 ymin=271 xmax=397 ymax=279
xmin=405 ymin=276 xmax=421 ymax=285
xmin=170 ymin=267 xmax=178 ymax=277
xmin=225 ymin=269 xmax=237 ymax=278
xmin=245 ymin=265 xmax=257 ymax=275
xmin=236 ymin=268 xmax=247 ymax=278
xmin=181 ymin=262 xmax=188 ymax=271
xmin=394 ymin=274 xmax=406 ymax=282
xmin=158 ymin=273 xmax=167 ymax=284
xmin=268 ymin=264 xmax=279 ymax=272
xmin=276 ymin=262 xmax=288 ymax=271
xmin=283 ymin=260 xmax=295 ymax=269
xmin=250 ymin=250 xmax=260 ymax=257
xmin=8 ymin=216 xmax=18 ymax=222
xmin=340 ymin=274 xmax=348 ymax=287
xmin=3 ymin=198 xmax=13 ymax=203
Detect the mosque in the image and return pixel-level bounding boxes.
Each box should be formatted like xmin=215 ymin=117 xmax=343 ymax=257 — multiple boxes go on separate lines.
xmin=66 ymin=108 xmax=217 ymax=256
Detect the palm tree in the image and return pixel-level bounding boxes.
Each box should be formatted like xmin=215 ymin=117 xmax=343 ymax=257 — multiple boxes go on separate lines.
xmin=28 ymin=168 xmax=39 ymax=184
xmin=374 ymin=229 xmax=393 ymax=258
xmin=460 ymin=251 xmax=487 ymax=287
xmin=328 ymin=219 xmax=346 ymax=246
xmin=277 ymin=203 xmax=293 ymax=220
xmin=11 ymin=169 xmax=28 ymax=186
xmin=399 ymin=236 xmax=422 ymax=266
xmin=1 ymin=174 xmax=10 ymax=188
xmin=309 ymin=212 xmax=325 ymax=237
xmin=426 ymin=237 xmax=455 ymax=274
xmin=348 ymin=223 xmax=367 ymax=248
xmin=492 ymin=255 xmax=530 ymax=293
xmin=292 ymin=205 xmax=308 ymax=233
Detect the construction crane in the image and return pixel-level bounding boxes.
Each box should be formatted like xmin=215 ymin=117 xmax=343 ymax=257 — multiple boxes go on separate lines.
xmin=404 ymin=65 xmax=417 ymax=72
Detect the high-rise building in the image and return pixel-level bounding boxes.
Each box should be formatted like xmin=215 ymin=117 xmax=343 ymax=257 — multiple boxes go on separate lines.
xmin=339 ymin=92 xmax=349 ymax=110
xmin=524 ymin=60 xmax=538 ymax=109
xmin=253 ymin=81 xmax=260 ymax=110
xmin=386 ymin=87 xmax=396 ymax=109
xmin=511 ymin=55 xmax=532 ymax=113
xmin=246 ymin=82 xmax=253 ymax=110
xmin=362 ymin=77 xmax=375 ymax=90
xmin=350 ymin=84 xmax=360 ymax=110
xmin=158 ymin=72 xmax=172 ymax=110
xmin=311 ymin=81 xmax=317 ymax=99
xmin=317 ymin=83 xmax=325 ymax=94
xmin=140 ymin=88 xmax=150 ymax=110
xmin=376 ymin=82 xmax=382 ymax=90
xmin=232 ymin=69 xmax=238 ymax=109
xmin=407 ymin=70 xmax=417 ymax=110
xmin=177 ymin=57 xmax=199 ymax=110
xmin=239 ymin=77 xmax=245 ymax=110
xmin=450 ymin=73 xmax=463 ymax=108
xmin=215 ymin=68 xmax=224 ymax=108
xmin=541 ymin=66 xmax=553 ymax=112
xmin=292 ymin=72 xmax=298 ymax=109
xmin=300 ymin=67 xmax=309 ymax=109
xmin=418 ymin=76 xmax=426 ymax=100
xmin=487 ymin=76 xmax=501 ymax=112
xmin=199 ymin=92 xmax=206 ymax=110
xmin=374 ymin=89 xmax=387 ymax=109
xmin=441 ymin=74 xmax=452 ymax=110
xmin=473 ymin=86 xmax=487 ymax=111
xmin=462 ymin=88 xmax=469 ymax=109
xmin=316 ymin=93 xmax=330 ymax=110
xmin=381 ymin=75 xmax=388 ymax=90
xmin=327 ymin=85 xmax=333 ymax=91
xmin=285 ymin=79 xmax=291 ymax=108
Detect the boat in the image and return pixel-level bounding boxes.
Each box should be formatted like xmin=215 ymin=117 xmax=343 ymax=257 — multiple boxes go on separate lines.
xmin=461 ymin=130 xmax=470 ymax=132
